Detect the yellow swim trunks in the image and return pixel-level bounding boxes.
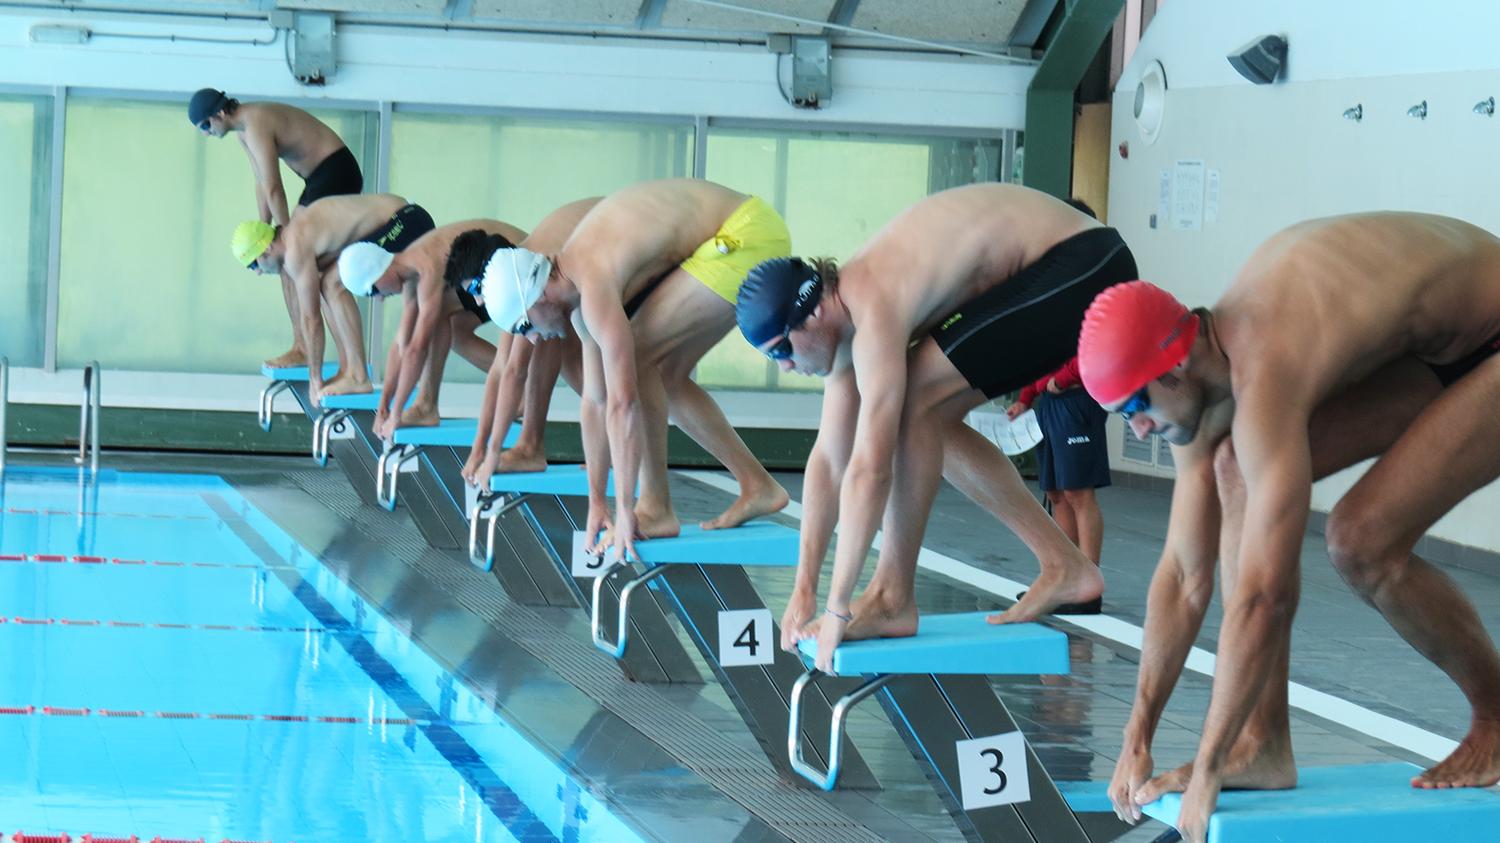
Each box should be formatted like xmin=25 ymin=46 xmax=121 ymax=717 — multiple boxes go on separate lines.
xmin=679 ymin=195 xmax=792 ymax=303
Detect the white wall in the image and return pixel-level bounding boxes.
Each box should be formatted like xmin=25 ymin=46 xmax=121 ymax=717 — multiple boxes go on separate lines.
xmin=0 ymin=8 xmax=1030 ymax=130
xmin=1109 ymin=0 xmax=1500 ymax=549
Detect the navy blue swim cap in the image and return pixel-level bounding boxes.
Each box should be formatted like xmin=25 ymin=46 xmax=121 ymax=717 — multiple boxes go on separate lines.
xmin=188 ymin=88 xmax=229 ymax=125
xmin=737 ymin=257 xmax=822 ymax=348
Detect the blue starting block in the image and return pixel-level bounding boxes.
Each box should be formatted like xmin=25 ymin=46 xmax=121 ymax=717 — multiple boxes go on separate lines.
xmin=470 ymin=465 xmax=602 ymax=569
xmin=393 ymin=418 xmax=482 ymax=446
xmin=1140 ymin=762 xmax=1500 ymax=843
xmin=466 ymin=464 xmax=702 ymax=687
xmin=252 ymin=361 xmax=384 ymax=504
xmin=312 ymin=390 xmax=381 ymax=466
xmin=590 ymin=522 xmax=800 ymax=658
xmin=802 ymin=615 xmax=1069 ymax=677
xmin=792 ymin=613 xmax=1089 ymax=841
xmin=491 ymin=463 xmax=591 ymax=494
xmin=256 ymin=363 xmax=338 ymax=431
xmin=585 ymin=520 xmax=879 ymax=787
xmin=319 ymin=391 xmax=381 ymax=409
xmin=255 ymin=368 xmax=466 ymax=546
xmin=375 ymin=420 xmax=516 ymax=511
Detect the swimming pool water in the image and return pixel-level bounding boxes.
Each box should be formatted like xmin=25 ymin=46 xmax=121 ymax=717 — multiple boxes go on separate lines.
xmin=0 ymin=467 xmax=643 ymax=843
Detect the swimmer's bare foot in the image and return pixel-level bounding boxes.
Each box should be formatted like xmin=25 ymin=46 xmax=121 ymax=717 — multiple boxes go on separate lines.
xmin=264 ymin=347 xmax=307 ymax=368
xmin=633 ymin=503 xmax=681 ymax=540
xmin=597 ymin=504 xmax=681 ymax=552
xmin=988 ymin=560 xmax=1103 ymax=624
xmin=701 ymin=480 xmax=790 ymax=530
xmin=398 ymin=403 xmax=440 ymax=428
xmin=1413 ymin=717 xmax=1500 ymax=788
xmin=801 ymin=591 xmax=919 ymax=644
xmin=321 ymin=372 xmax=373 ymax=397
xmin=1141 ymin=733 xmax=1297 ymax=803
xmin=496 ymin=445 xmax=548 ymax=474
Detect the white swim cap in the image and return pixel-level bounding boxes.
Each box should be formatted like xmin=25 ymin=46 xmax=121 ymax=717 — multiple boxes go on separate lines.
xmin=482 ymin=247 xmax=551 ymax=332
xmin=338 ymin=241 xmax=395 ymax=297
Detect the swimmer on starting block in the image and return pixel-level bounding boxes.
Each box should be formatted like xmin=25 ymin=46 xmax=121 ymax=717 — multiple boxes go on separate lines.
xmin=336 ymin=218 xmax=528 ymax=440
xmin=735 ymin=184 xmax=1139 ymax=667
xmin=442 ymin=199 xmax=599 ymax=491
xmin=190 ymin=88 xmax=363 ymax=369
xmin=481 ymin=179 xmax=792 ymax=560
xmin=1079 ymin=213 xmax=1500 ymax=842
xmin=231 ymin=195 xmax=434 ymax=405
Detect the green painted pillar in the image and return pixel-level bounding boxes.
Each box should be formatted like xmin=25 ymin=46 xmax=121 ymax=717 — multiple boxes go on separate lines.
xmin=1022 ymin=0 xmax=1125 ymax=198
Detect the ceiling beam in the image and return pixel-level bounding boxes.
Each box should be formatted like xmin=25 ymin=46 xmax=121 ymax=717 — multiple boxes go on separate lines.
xmin=827 ymin=0 xmax=860 ymax=27
xmin=1023 ymin=0 xmax=1122 ymax=197
xmin=443 ymin=0 xmax=472 ymax=22
xmin=1009 ymin=0 xmax=1060 ymax=49
xmin=636 ymin=0 xmax=667 ymax=30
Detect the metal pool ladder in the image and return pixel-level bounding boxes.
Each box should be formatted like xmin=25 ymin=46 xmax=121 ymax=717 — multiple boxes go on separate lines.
xmin=76 ymin=361 xmax=100 ymax=472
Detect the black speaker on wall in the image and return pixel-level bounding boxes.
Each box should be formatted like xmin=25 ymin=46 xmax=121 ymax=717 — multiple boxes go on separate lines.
xmin=1227 ymin=34 xmax=1287 ymax=85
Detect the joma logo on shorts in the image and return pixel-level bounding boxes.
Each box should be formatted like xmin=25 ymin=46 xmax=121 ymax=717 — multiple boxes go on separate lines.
xmin=941 ymin=313 xmax=963 ymax=330
xmin=1067 ymin=436 xmax=1091 ymax=445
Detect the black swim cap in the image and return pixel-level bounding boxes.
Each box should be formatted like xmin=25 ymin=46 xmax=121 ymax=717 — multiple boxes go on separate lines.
xmin=737 ymin=257 xmax=821 ymax=348
xmin=188 ymin=88 xmax=229 ymax=125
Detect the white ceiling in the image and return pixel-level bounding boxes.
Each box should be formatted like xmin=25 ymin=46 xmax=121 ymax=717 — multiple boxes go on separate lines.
xmin=1 ymin=0 xmax=1052 ymax=53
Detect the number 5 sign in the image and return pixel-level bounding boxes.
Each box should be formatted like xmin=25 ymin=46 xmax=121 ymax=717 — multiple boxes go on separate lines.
xmin=570 ymin=531 xmax=610 ymax=577
xmin=956 ymin=731 xmax=1030 ymax=810
xmin=717 ymin=609 xmax=773 ymax=667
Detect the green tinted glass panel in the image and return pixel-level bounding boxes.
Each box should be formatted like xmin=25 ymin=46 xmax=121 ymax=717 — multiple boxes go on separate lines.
xmin=383 ymin=110 xmax=693 ymax=382
xmin=57 ymin=97 xmax=372 ymax=373
xmin=0 ymin=95 xmax=51 ymax=366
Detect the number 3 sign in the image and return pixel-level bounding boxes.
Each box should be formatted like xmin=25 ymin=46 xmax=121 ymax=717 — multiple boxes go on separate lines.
xmin=956 ymin=730 xmax=1030 ymax=810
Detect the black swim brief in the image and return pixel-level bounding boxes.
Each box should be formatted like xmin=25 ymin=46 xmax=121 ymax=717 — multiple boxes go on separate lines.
xmin=296 ymin=146 xmax=364 ymax=207
xmin=1428 ymin=331 xmax=1500 ymax=386
xmin=455 ymin=285 xmax=491 ymax=325
xmin=930 ymin=227 xmax=1138 ymax=399
xmin=361 ymin=204 xmax=436 ymax=254
xmin=623 ymin=272 xmax=671 ymax=320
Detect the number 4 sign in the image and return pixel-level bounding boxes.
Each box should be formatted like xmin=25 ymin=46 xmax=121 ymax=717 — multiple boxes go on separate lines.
xmin=956 ymin=730 xmax=1030 ymax=810
xmin=717 ymin=609 xmax=773 ymax=667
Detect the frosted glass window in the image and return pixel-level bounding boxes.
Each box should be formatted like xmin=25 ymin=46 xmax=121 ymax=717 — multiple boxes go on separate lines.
xmin=0 ymin=95 xmax=52 ymax=366
xmin=384 ymin=111 xmax=693 ymax=382
xmin=56 ymin=97 xmax=374 ymax=373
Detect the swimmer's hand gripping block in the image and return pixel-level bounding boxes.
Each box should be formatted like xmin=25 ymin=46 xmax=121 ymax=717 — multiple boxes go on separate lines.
xmin=590 ymin=523 xmax=798 ymax=658
xmin=787 ymin=613 xmax=1068 ymax=790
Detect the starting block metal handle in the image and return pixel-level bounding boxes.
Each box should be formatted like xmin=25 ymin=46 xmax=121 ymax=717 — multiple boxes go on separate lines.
xmin=590 ymin=561 xmax=671 ymax=658
xmin=312 ymin=409 xmax=350 ymax=467
xmin=468 ymin=493 xmax=495 ymax=569
xmin=466 ymin=492 xmax=532 ymax=572
xmin=375 ymin=444 xmax=421 ymax=511
xmin=787 ymin=669 xmax=891 ymax=791
xmin=258 ymin=381 xmax=290 ymax=432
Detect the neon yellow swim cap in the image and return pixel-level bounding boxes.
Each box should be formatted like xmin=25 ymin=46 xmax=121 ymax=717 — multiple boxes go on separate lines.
xmin=230 ymin=221 xmax=276 ymax=267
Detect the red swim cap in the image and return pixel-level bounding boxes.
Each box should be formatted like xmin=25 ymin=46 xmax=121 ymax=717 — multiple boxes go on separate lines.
xmin=1078 ymin=281 xmax=1199 ymax=405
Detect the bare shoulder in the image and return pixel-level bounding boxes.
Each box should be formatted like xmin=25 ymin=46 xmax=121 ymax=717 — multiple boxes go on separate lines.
xmin=531 ymin=198 xmax=603 ymax=250
xmin=259 ymin=101 xmax=319 ymax=127
xmin=856 ymin=183 xmax=1094 ymax=273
